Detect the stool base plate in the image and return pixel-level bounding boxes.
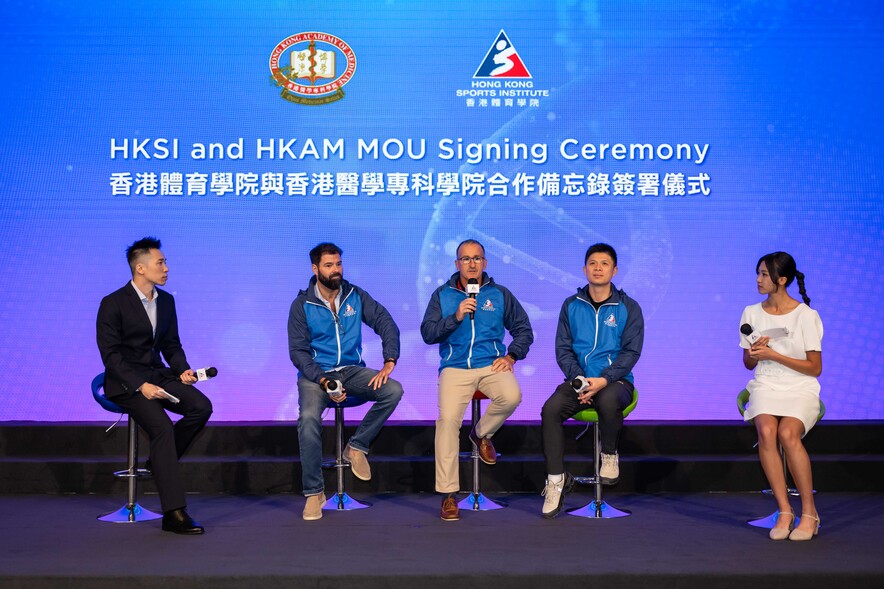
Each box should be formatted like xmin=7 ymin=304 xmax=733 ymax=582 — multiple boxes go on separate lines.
xmin=747 ymin=511 xmax=818 ymax=530
xmin=97 ymin=503 xmax=162 ymax=523
xmin=458 ymin=492 xmax=505 ymax=511
xmin=567 ymin=500 xmax=631 ymax=519
xmin=323 ymin=493 xmax=370 ymax=511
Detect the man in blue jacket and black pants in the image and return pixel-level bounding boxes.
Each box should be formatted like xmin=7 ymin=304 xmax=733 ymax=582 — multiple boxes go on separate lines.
xmin=421 ymin=239 xmax=534 ymax=521
xmin=288 ymin=242 xmax=403 ymax=521
xmin=540 ymin=243 xmax=644 ymax=519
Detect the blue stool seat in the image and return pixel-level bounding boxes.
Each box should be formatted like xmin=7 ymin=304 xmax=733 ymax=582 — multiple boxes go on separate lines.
xmin=322 ymin=395 xmax=370 ymax=511
xmin=568 ymin=387 xmax=638 ymax=519
xmin=91 ymin=373 xmax=161 ymax=523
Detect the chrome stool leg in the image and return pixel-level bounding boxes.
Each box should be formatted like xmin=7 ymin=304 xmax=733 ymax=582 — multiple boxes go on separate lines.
xmin=568 ymin=422 xmax=630 ymax=519
xmin=98 ymin=416 xmax=161 ymax=522
xmin=458 ymin=397 xmax=503 ymax=511
xmin=323 ymin=405 xmax=369 ymax=511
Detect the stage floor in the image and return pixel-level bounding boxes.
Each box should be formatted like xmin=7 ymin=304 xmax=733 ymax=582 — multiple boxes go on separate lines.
xmin=1 ymin=492 xmax=882 ymax=588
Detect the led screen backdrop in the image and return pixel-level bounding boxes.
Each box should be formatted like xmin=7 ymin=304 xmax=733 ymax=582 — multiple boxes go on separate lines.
xmin=1 ymin=1 xmax=882 ymax=421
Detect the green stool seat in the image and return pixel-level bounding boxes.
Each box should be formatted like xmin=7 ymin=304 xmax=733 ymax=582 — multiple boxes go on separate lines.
xmin=738 ymin=388 xmax=824 ymax=529
xmin=568 ymin=387 xmax=638 ymax=519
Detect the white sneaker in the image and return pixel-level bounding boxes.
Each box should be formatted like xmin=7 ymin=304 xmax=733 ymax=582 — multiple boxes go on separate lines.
xmin=541 ymin=473 xmax=574 ymax=519
xmin=600 ymin=452 xmax=619 ymax=485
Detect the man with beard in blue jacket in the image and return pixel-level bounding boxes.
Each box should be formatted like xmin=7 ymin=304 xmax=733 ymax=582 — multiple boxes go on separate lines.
xmin=421 ymin=239 xmax=534 ymax=521
xmin=540 ymin=243 xmax=644 ymax=518
xmin=288 ymin=242 xmax=403 ymax=521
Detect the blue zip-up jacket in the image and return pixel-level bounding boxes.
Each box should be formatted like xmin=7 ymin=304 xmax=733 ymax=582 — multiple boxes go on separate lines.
xmin=421 ymin=272 xmax=533 ymax=371
xmin=288 ymin=277 xmax=400 ymax=383
xmin=555 ymin=283 xmax=644 ymax=383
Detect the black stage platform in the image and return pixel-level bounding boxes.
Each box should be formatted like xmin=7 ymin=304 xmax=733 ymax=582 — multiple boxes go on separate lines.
xmin=1 ymin=492 xmax=882 ymax=588
xmin=2 ymin=421 xmax=883 ymax=494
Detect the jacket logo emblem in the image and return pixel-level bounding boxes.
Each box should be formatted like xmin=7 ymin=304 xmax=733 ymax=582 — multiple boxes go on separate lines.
xmin=481 ymin=299 xmax=495 ymax=312
xmin=342 ymin=303 xmax=356 ymax=317
xmin=604 ymin=313 xmax=617 ymax=327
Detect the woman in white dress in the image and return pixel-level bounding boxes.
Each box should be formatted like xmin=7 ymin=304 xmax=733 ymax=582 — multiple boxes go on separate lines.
xmin=740 ymin=252 xmax=822 ymax=541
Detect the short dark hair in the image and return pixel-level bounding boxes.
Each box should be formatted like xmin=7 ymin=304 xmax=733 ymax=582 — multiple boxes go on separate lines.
xmin=310 ymin=242 xmax=343 ymax=266
xmin=456 ymin=239 xmax=485 ymax=258
xmin=126 ymin=237 xmax=161 ymax=274
xmin=584 ymin=243 xmax=617 ymax=266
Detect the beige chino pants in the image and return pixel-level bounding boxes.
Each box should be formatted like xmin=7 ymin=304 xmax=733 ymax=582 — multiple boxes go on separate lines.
xmin=434 ymin=365 xmax=522 ymax=493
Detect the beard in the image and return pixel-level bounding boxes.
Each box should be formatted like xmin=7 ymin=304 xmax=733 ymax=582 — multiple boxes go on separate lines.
xmin=318 ymin=272 xmax=343 ymax=290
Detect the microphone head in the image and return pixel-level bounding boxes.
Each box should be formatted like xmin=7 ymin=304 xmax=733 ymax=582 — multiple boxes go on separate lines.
xmin=570 ymin=378 xmax=584 ymax=391
xmin=466 ymin=277 xmax=480 ymax=296
xmin=325 ymin=379 xmax=339 ymax=392
xmin=740 ymin=323 xmax=754 ymax=336
xmin=467 ymin=278 xmax=478 ymax=285
xmin=206 ymin=367 xmax=218 ymax=378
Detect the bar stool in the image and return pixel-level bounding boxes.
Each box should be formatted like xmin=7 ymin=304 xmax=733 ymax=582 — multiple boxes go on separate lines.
xmin=322 ymin=396 xmax=370 ymax=511
xmin=568 ymin=387 xmax=639 ymax=519
xmin=737 ymin=388 xmax=825 ymax=529
xmin=90 ymin=373 xmax=161 ymax=523
xmin=458 ymin=391 xmax=504 ymax=511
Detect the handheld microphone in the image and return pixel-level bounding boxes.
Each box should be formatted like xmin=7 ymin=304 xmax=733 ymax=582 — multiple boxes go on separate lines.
xmin=467 ymin=278 xmax=480 ymax=320
xmin=194 ymin=367 xmax=218 ymax=382
xmin=571 ymin=376 xmax=589 ymax=393
xmin=323 ymin=379 xmax=344 ymax=397
xmin=740 ymin=323 xmax=761 ymax=346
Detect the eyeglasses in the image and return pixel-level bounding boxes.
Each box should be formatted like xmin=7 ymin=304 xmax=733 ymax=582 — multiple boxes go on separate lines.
xmin=458 ymin=256 xmax=485 ymax=264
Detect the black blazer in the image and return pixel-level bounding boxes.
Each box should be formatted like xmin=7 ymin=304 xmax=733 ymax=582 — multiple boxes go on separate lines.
xmin=96 ymin=282 xmax=190 ymax=398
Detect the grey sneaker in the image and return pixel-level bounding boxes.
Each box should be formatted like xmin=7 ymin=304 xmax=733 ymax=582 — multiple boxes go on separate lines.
xmin=303 ymin=493 xmax=326 ymax=521
xmin=600 ymin=452 xmax=619 ymax=485
xmin=541 ymin=472 xmax=575 ymax=519
xmin=344 ymin=444 xmax=371 ymax=481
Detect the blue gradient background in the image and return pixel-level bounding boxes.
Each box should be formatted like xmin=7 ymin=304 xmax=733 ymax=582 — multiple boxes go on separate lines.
xmin=1 ymin=1 xmax=881 ymax=421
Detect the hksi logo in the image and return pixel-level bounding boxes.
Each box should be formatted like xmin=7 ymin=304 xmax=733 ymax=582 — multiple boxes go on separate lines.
xmin=473 ymin=30 xmax=532 ymax=79
xmin=604 ymin=313 xmax=618 ymax=328
xmin=481 ymin=299 xmax=496 ymax=312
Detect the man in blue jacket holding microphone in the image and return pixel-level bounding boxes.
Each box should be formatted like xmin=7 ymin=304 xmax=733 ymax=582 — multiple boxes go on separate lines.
xmin=288 ymin=242 xmax=403 ymax=521
xmin=421 ymin=239 xmax=534 ymax=521
xmin=540 ymin=243 xmax=644 ymax=519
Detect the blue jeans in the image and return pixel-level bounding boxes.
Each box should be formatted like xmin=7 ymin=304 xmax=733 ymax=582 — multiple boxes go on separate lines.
xmin=297 ymin=366 xmax=404 ymax=496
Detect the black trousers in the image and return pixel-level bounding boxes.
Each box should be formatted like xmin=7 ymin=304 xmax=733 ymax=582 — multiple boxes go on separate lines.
xmin=109 ymin=369 xmax=212 ymax=513
xmin=541 ymin=379 xmax=634 ymax=475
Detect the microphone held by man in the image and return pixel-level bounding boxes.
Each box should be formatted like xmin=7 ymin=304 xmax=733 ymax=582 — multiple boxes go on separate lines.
xmin=194 ymin=366 xmax=218 ymax=382
xmin=467 ymin=278 xmax=480 ymax=320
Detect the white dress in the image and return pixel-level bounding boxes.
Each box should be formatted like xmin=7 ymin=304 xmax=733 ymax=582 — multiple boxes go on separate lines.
xmin=739 ymin=302 xmax=824 ymax=435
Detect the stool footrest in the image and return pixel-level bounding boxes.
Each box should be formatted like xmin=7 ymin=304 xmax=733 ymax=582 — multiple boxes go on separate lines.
xmin=112 ymin=468 xmax=153 ymax=479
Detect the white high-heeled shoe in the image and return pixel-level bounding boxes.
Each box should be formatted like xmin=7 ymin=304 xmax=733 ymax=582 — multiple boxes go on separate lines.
xmin=769 ymin=511 xmax=795 ymax=541
xmin=789 ymin=513 xmax=820 ymax=541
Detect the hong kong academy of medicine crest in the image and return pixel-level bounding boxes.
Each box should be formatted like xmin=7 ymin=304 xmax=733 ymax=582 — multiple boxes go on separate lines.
xmin=269 ymin=32 xmax=356 ymax=105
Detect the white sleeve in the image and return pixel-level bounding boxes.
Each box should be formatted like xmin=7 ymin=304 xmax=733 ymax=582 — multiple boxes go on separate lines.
xmin=739 ymin=306 xmax=752 ymax=349
xmin=801 ymin=308 xmax=823 ymax=352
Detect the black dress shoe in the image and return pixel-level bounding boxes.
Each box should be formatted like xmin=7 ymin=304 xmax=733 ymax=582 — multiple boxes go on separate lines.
xmin=162 ymin=508 xmax=205 ymax=535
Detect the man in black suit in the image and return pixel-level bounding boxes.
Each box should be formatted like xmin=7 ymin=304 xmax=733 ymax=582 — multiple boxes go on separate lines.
xmin=96 ymin=237 xmax=212 ymax=534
